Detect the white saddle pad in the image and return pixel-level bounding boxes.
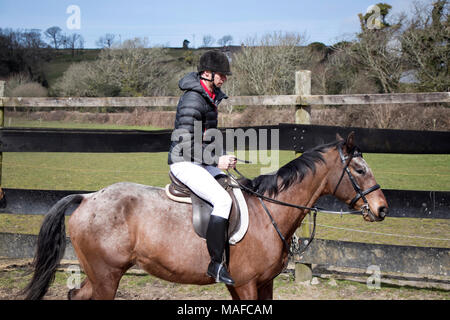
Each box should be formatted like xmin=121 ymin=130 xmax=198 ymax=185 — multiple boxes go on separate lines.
xmin=164 ymin=184 xmax=249 ymax=245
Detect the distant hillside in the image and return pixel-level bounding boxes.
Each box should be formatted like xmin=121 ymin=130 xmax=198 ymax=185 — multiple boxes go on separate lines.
xmin=42 ymin=49 xmax=101 ymax=87
xmin=42 ymin=46 xmax=241 ymax=90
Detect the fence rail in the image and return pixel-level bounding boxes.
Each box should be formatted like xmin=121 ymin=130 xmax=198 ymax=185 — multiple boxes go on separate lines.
xmin=1 ymin=232 xmax=447 ymax=278
xmin=1 ymin=124 xmax=450 ymax=153
xmin=1 ymin=92 xmax=449 ymax=108
xmin=297 ymin=238 xmax=449 ymax=277
xmin=1 ymin=187 xmax=448 ymax=220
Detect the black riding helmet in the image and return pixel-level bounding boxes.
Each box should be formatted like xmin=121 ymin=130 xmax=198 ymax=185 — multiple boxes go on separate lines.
xmin=198 ymin=50 xmax=232 ymax=83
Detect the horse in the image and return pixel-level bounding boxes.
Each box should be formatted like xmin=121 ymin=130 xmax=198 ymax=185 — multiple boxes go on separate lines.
xmin=23 ymin=132 xmax=388 ymax=300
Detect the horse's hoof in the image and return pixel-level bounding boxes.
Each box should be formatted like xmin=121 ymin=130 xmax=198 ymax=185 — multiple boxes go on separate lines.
xmin=67 ymin=288 xmax=75 ymax=300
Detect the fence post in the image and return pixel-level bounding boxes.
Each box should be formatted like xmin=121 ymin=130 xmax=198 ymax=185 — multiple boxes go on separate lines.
xmin=0 ymin=81 xmax=4 ymax=192
xmin=0 ymin=80 xmax=5 ymax=195
xmin=295 ymin=70 xmax=311 ymax=124
xmin=294 ymin=71 xmax=313 ymax=283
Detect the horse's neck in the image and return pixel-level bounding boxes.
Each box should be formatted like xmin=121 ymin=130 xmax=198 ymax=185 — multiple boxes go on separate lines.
xmin=272 ymin=162 xmax=329 ymax=239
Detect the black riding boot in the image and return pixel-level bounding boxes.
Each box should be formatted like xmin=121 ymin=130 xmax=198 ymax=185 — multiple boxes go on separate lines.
xmin=206 ymin=215 xmax=235 ymax=286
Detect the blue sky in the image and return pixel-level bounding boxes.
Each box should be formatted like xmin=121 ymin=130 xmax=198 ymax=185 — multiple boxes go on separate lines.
xmin=0 ymin=0 xmax=415 ymax=48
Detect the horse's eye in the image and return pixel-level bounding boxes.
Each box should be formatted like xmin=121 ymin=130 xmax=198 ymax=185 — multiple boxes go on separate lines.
xmin=356 ymin=169 xmax=365 ymax=175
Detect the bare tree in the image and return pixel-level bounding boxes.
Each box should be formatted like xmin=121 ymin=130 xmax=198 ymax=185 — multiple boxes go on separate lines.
xmin=347 ymin=5 xmax=405 ymax=93
xmin=121 ymin=37 xmax=150 ymax=49
xmin=64 ymin=33 xmax=84 ymax=56
xmin=96 ymin=33 xmax=116 ymax=48
xmin=54 ymin=38 xmax=173 ymax=97
xmin=0 ymin=28 xmax=50 ymax=81
xmin=228 ymin=32 xmax=308 ymax=96
xmin=22 ymin=29 xmax=46 ymax=48
xmin=44 ymin=26 xmax=62 ymax=49
xmin=202 ymin=34 xmax=215 ymax=47
xmin=400 ymin=0 xmax=449 ymax=92
xmin=217 ymin=35 xmax=233 ymax=47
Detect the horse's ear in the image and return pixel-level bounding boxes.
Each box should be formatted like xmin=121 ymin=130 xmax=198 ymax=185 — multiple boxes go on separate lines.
xmin=336 ymin=133 xmax=344 ymax=141
xmin=345 ymin=131 xmax=355 ymax=151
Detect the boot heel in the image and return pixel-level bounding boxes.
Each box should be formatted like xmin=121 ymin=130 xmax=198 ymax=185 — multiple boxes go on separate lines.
xmin=207 ymin=261 xmax=235 ymax=285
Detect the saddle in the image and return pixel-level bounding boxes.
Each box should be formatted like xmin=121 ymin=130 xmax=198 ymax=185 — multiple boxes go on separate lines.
xmin=165 ymin=172 xmax=248 ymax=244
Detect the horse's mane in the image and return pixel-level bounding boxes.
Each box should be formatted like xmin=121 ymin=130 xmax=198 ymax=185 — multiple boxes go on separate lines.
xmin=249 ymin=140 xmax=343 ymax=197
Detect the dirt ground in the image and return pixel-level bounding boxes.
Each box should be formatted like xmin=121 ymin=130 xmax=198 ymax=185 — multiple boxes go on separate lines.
xmin=0 ymin=258 xmax=448 ymax=300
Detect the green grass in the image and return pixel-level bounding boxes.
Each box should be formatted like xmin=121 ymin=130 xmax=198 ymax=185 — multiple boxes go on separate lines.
xmin=4 ymin=151 xmax=449 ymax=192
xmin=2 ymin=152 xmax=170 ymax=190
xmin=365 ymin=153 xmax=450 ymax=191
xmin=4 ymin=118 xmax=450 ymax=191
xmin=0 ymin=119 xmax=449 ymax=249
xmin=304 ymin=214 xmax=450 ymax=248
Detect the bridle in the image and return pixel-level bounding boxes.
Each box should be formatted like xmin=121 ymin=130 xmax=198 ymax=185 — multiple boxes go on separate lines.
xmin=226 ymin=143 xmax=381 ymax=255
xmin=332 ymin=144 xmax=380 ymax=222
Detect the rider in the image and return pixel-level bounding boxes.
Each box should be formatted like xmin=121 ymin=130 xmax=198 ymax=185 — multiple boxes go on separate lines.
xmin=168 ymin=50 xmax=237 ymax=285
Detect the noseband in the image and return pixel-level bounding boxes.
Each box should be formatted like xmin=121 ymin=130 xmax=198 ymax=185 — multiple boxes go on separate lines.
xmin=332 ymin=144 xmax=380 ymax=220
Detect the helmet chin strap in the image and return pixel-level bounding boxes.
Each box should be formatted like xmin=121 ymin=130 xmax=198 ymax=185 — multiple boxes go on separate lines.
xmin=199 ymin=71 xmax=215 ymax=85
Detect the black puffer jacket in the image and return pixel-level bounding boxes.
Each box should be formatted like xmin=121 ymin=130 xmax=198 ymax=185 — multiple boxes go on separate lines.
xmin=168 ymin=72 xmax=228 ymax=166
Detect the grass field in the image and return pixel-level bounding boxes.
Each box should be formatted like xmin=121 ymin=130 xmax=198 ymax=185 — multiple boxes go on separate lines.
xmin=0 ymin=119 xmax=449 ymax=249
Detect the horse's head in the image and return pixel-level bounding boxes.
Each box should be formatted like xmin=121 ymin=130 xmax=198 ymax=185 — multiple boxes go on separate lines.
xmin=327 ymin=132 xmax=388 ymax=222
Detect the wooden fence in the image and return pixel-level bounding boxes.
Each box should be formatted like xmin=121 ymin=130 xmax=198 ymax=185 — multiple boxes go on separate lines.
xmin=0 ymin=71 xmax=449 ymax=282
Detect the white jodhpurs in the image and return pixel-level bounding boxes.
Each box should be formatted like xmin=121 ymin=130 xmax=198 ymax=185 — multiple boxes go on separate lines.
xmin=169 ymin=162 xmax=232 ymax=219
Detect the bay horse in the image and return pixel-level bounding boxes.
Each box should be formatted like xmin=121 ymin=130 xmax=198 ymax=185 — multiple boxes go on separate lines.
xmin=23 ymin=132 xmax=388 ymax=300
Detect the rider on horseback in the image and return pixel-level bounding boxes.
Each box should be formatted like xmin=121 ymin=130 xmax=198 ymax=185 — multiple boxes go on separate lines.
xmin=168 ymin=50 xmax=236 ymax=285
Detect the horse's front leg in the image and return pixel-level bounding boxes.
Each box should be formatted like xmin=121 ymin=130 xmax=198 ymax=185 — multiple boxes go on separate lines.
xmin=257 ymin=280 xmax=273 ymax=300
xmin=226 ymin=281 xmax=258 ymax=300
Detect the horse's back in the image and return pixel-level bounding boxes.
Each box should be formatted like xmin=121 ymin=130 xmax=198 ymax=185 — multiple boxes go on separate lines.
xmin=68 ymin=181 xmax=192 ymax=248
xmin=70 ymin=181 xmax=185 ymax=224
xmin=68 ymin=181 xmax=211 ymax=283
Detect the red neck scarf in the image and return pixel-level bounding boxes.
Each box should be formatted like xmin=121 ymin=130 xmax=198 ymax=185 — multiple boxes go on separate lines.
xmin=200 ymin=80 xmax=216 ymax=101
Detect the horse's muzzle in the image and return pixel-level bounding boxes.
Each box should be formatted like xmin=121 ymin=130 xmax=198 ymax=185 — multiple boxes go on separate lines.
xmin=362 ymin=205 xmax=387 ymax=222
xmin=378 ymin=206 xmax=389 ymax=220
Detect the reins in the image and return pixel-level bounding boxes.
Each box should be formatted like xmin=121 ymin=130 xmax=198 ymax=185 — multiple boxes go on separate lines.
xmin=226 ymin=144 xmax=380 ymax=255
xmin=227 ymin=168 xmax=320 ymax=255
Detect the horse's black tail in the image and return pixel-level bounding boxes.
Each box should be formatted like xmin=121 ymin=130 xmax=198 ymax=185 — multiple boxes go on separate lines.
xmin=23 ymin=194 xmax=84 ymax=300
